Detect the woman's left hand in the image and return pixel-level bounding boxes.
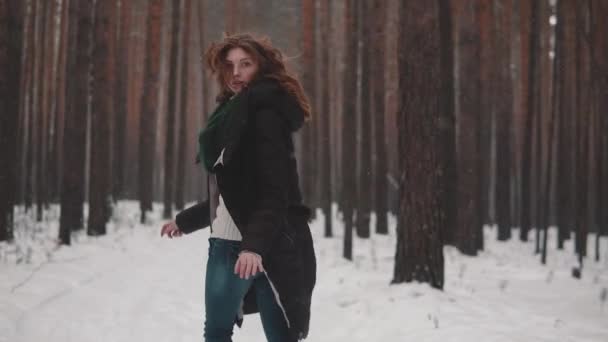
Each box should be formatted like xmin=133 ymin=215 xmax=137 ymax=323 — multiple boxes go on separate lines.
xmin=234 ymin=251 xmax=264 ymax=279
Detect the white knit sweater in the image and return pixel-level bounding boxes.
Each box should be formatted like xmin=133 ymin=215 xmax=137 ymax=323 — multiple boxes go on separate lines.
xmin=209 ymin=148 xmax=243 ymax=241
xmin=209 ymin=193 xmax=242 ymax=241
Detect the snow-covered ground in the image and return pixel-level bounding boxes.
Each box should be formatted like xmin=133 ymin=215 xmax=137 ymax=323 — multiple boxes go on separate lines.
xmin=1 ymin=201 xmax=607 ymax=342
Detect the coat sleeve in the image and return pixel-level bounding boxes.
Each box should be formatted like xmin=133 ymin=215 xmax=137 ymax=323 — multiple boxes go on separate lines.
xmin=174 ymin=199 xmax=211 ymax=234
xmin=239 ymin=107 xmax=290 ymax=258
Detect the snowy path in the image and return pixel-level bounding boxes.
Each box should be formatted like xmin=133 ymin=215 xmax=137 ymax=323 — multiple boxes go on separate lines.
xmin=1 ymin=202 xmax=608 ymax=342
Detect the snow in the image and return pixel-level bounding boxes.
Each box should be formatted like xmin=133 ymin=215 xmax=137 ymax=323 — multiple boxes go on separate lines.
xmin=1 ymin=201 xmax=607 ymax=342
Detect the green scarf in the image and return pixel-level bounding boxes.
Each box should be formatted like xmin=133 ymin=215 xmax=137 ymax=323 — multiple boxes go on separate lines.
xmin=197 ymin=95 xmax=238 ymax=172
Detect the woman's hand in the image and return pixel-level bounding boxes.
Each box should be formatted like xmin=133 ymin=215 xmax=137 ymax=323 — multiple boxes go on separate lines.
xmin=160 ymin=221 xmax=183 ymax=239
xmin=234 ymin=251 xmax=264 ymax=279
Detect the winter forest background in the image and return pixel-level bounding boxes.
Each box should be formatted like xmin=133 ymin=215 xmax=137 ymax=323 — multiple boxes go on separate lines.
xmin=1 ymin=0 xmax=607 ymax=341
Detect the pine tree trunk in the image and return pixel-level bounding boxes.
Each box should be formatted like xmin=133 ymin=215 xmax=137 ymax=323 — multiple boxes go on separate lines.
xmin=113 ymin=0 xmax=132 ymax=201
xmin=356 ymin=0 xmax=371 ymax=239
xmin=24 ymin=0 xmax=38 ymax=211
xmin=478 ymin=0 xmax=495 ymax=228
xmin=521 ymin=0 xmax=539 ymax=243
xmin=175 ymin=0 xmax=192 ymax=211
xmin=163 ymin=0 xmax=181 ymax=219
xmin=495 ymin=0 xmax=513 ymax=241
xmin=138 ymin=0 xmax=164 ymax=223
xmin=301 ymin=0 xmax=316 ymax=211
xmin=574 ymin=1 xmax=591 ymax=267
xmin=34 ymin=0 xmax=48 ymax=221
xmin=372 ymin=0 xmax=388 ymax=235
xmin=40 ymin=0 xmax=56 ymax=212
xmin=0 ymin=0 xmax=24 ymax=242
xmin=51 ymin=0 xmax=69 ymax=204
xmin=542 ymin=2 xmax=561 ymax=264
xmin=454 ymin=0 xmax=482 ymax=256
xmin=590 ymin=0 xmax=608 ymax=259
xmin=591 ymin=0 xmax=608 ymax=247
xmin=225 ymin=0 xmax=238 ymax=34
xmin=88 ymin=0 xmax=116 ymax=236
xmin=319 ymin=0 xmax=333 ymax=237
xmin=342 ymin=0 xmax=357 ymax=260
xmin=556 ymin=0 xmax=577 ymax=249
xmin=393 ymin=0 xmax=445 ymax=289
xmin=17 ymin=0 xmax=33 ymax=207
xmin=438 ymin=0 xmax=457 ymax=246
xmin=59 ymin=0 xmax=92 ymax=244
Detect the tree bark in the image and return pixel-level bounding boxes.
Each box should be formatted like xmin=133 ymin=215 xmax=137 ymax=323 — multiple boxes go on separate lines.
xmin=521 ymin=0 xmax=540 ymax=243
xmin=574 ymin=0 xmax=591 ymax=269
xmin=138 ymin=0 xmax=164 ymax=223
xmin=356 ymin=0 xmax=371 ymax=239
xmin=88 ymin=0 xmax=116 ymax=236
xmin=175 ymin=0 xmax=192 ymax=211
xmin=0 ymin=0 xmax=24 ymax=242
xmin=393 ymin=0 xmax=444 ymax=289
xmin=59 ymin=0 xmax=92 ymax=244
xmin=34 ymin=0 xmax=48 ymax=221
xmin=478 ymin=0 xmax=495 ymax=228
xmin=438 ymin=0 xmax=457 ymax=246
xmin=454 ymin=0 xmax=482 ymax=256
xmin=113 ymin=0 xmax=132 ymax=201
xmin=163 ymin=0 xmax=181 ymax=219
xmin=342 ymin=0 xmax=357 ymax=260
xmin=371 ymin=0 xmax=388 ymax=235
xmin=301 ymin=0 xmax=316 ymax=212
xmin=494 ymin=0 xmax=513 ymax=241
xmin=319 ymin=0 xmax=333 ymax=237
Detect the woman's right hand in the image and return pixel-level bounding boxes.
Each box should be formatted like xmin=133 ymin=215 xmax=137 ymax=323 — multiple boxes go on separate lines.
xmin=160 ymin=221 xmax=183 ymax=239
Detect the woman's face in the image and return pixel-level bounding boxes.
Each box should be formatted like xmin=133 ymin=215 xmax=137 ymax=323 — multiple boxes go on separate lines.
xmin=224 ymin=47 xmax=259 ymax=94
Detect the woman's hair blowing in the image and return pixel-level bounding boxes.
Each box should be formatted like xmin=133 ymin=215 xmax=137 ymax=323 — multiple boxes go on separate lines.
xmin=203 ymin=32 xmax=312 ymax=122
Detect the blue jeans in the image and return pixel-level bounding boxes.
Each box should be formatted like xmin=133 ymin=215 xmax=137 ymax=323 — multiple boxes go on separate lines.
xmin=204 ymin=237 xmax=290 ymax=342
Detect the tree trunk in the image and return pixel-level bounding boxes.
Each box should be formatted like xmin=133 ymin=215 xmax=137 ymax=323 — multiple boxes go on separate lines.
xmin=59 ymin=0 xmax=92 ymax=244
xmin=319 ymin=0 xmax=333 ymax=237
xmin=51 ymin=0 xmax=69 ymax=204
xmin=494 ymin=0 xmax=513 ymax=241
xmin=113 ymin=0 xmax=132 ymax=201
xmin=438 ymin=0 xmax=457 ymax=246
xmin=88 ymin=0 xmax=116 ymax=236
xmin=557 ymin=0 xmax=578 ymax=249
xmin=301 ymin=0 xmax=316 ymax=212
xmin=342 ymin=0 xmax=357 ymax=260
xmin=521 ymin=0 xmax=540 ymax=243
xmin=590 ymin=0 xmax=608 ymax=253
xmin=0 ymin=0 xmax=24 ymax=242
xmin=17 ymin=0 xmax=33 ymax=208
xmin=454 ymin=0 xmax=482 ymax=256
xmin=393 ymin=0 xmax=444 ymax=289
xmin=175 ymin=0 xmax=192 ymax=211
xmin=574 ymin=0 xmax=591 ymax=269
xmin=34 ymin=0 xmax=48 ymax=221
xmin=542 ymin=0 xmax=561 ymax=264
xmin=163 ymin=0 xmax=181 ymax=219
xmin=372 ymin=0 xmax=388 ymax=235
xmin=138 ymin=0 xmax=164 ymax=223
xmin=356 ymin=0 xmax=371 ymax=239
xmin=24 ymin=0 xmax=40 ymax=212
xmin=225 ymin=0 xmax=238 ymax=34
xmin=478 ymin=0 xmax=495 ymax=228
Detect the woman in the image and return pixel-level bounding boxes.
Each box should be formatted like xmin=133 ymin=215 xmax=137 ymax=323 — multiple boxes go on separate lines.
xmin=160 ymin=33 xmax=316 ymax=342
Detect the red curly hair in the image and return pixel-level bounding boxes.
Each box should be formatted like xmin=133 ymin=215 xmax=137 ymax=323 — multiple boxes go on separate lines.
xmin=203 ymin=32 xmax=312 ymax=122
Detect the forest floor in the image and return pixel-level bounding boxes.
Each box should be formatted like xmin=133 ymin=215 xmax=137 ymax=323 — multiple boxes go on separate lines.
xmin=1 ymin=201 xmax=607 ymax=342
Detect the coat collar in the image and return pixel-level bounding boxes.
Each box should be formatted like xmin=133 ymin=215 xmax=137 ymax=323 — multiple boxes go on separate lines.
xmin=213 ymin=76 xmax=306 ymax=169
